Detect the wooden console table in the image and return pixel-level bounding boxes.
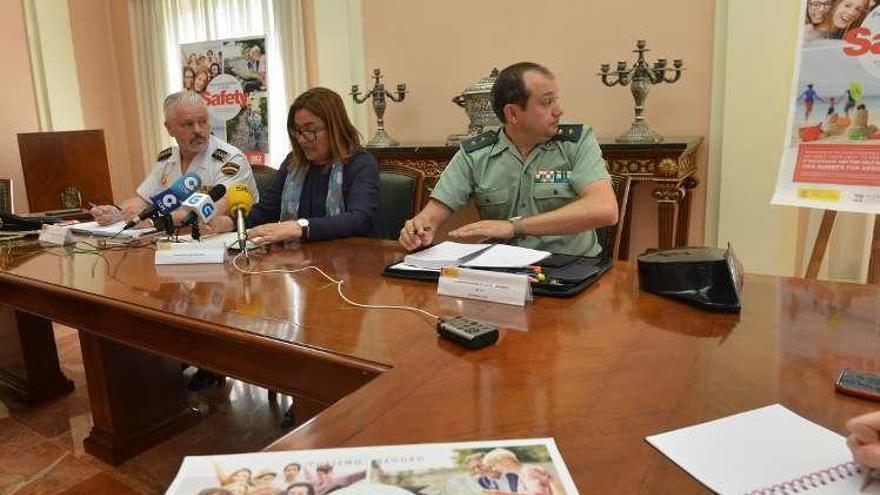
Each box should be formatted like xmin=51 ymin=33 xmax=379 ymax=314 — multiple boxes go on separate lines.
xmin=370 ymin=136 xmax=702 ymax=258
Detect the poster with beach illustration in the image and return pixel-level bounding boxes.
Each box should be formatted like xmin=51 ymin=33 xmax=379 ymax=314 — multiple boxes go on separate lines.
xmin=164 ymin=438 xmax=579 ymax=495
xmin=181 ymin=36 xmax=268 ymax=166
xmin=774 ymin=0 xmax=880 ymax=212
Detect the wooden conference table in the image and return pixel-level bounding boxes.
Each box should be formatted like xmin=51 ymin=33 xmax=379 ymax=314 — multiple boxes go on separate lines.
xmin=0 ymin=237 xmax=878 ymax=493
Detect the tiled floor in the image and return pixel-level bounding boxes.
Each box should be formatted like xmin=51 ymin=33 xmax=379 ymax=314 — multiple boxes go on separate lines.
xmin=0 ymin=326 xmax=292 ymax=495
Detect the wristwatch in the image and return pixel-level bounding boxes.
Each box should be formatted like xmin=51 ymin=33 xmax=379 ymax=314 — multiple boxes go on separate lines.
xmin=508 ymin=216 xmax=525 ymax=239
xmin=296 ymin=218 xmax=310 ymax=240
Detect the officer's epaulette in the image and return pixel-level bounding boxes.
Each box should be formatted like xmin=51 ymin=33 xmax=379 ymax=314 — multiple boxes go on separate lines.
xmin=553 ymin=124 xmax=583 ymax=142
xmin=157 ymin=147 xmax=172 ymax=161
xmin=461 ymin=130 xmax=498 ymax=153
xmin=211 ymin=148 xmax=230 ymax=162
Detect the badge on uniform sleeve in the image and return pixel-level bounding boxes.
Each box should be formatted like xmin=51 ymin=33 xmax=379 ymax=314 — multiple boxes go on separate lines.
xmin=157 ymin=147 xmax=172 ymax=161
xmin=212 ymin=149 xmax=230 ymax=162
xmin=535 ymin=169 xmax=570 ymax=183
xmin=221 ymin=163 xmax=240 ymax=177
xmin=159 ymin=172 xmax=170 ymax=186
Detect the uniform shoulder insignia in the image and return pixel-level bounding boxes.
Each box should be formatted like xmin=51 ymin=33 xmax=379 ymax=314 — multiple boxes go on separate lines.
xmin=461 ymin=130 xmax=499 ymax=153
xmin=156 ymin=147 xmax=172 ymax=161
xmin=220 ymin=163 xmax=240 ymax=177
xmin=212 ymin=148 xmax=230 ymax=162
xmin=553 ymin=124 xmax=583 ymax=142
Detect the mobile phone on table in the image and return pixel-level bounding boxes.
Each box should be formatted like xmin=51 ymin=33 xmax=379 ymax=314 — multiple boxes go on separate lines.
xmin=836 ymin=368 xmax=880 ymax=402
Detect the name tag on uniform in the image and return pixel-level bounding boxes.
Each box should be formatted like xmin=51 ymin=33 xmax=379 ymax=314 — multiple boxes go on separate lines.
xmin=534 ymin=169 xmax=570 ymax=184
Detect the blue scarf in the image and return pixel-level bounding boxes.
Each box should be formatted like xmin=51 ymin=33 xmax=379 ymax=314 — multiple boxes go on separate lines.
xmin=279 ymin=162 xmax=345 ymax=222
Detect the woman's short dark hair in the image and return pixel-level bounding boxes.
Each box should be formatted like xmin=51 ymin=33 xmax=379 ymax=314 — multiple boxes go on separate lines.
xmin=287 ymin=87 xmax=361 ymax=170
xmin=491 ymin=62 xmax=555 ymax=123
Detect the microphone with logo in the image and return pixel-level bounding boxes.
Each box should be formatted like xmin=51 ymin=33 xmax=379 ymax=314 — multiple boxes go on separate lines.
xmin=226 ymin=183 xmax=254 ymax=258
xmin=180 ymin=184 xmax=226 ymax=241
xmin=125 ymin=172 xmax=203 ymax=231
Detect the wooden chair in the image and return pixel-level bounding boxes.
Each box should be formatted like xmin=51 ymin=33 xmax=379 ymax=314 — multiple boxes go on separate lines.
xmin=597 ymin=174 xmax=632 ymax=259
xmin=250 ymin=164 xmax=277 ymax=201
xmin=378 ymin=162 xmax=426 ymax=240
xmin=17 ymin=130 xmax=114 ymax=212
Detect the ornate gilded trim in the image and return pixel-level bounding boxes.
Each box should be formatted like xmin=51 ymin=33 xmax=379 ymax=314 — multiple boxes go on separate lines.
xmin=379 ymin=159 xmax=446 ymax=179
xmin=652 ymin=187 xmax=685 ymax=202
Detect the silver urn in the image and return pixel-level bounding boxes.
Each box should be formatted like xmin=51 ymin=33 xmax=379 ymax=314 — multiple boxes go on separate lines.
xmin=447 ymin=68 xmax=502 ymax=146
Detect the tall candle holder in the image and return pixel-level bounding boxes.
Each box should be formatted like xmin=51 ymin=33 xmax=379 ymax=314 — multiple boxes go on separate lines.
xmin=351 ymin=68 xmax=407 ymax=147
xmin=599 ymin=40 xmax=684 ymax=143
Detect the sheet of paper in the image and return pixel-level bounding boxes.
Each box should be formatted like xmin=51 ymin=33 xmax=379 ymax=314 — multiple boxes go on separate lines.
xmin=403 ymin=242 xmax=550 ymax=270
xmin=388 ymin=262 xmax=440 ymax=272
xmin=646 ymin=404 xmax=877 ymax=495
xmin=403 ymin=242 xmax=491 ymax=269
xmin=178 ymin=232 xmax=258 ymax=250
xmin=463 ymin=243 xmax=551 ymax=268
xmin=68 ymin=221 xmax=155 ymax=239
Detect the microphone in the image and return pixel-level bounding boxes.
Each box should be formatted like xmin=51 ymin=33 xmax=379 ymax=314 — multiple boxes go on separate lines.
xmin=125 ymin=172 xmax=202 ymax=229
xmin=181 ymin=184 xmax=226 ymax=227
xmin=227 ymin=183 xmax=254 ymax=253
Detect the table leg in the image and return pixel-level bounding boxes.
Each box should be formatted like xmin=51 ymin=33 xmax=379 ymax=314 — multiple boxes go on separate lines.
xmin=653 ymin=185 xmax=685 ymax=249
xmin=675 ymin=177 xmax=699 ymax=248
xmin=79 ymin=331 xmax=200 ymax=465
xmin=617 ymin=182 xmax=636 ymax=261
xmin=0 ymin=306 xmax=74 ymax=405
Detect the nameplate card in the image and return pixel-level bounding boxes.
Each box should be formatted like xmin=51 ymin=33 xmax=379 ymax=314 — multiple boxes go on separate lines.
xmin=154 ymin=241 xmax=226 ymax=265
xmin=437 ymin=267 xmax=532 ymax=306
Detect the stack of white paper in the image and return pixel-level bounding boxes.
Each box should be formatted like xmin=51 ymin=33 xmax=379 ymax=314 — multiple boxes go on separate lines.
xmin=403 ymin=241 xmax=549 ymax=270
xmin=68 ymin=221 xmax=156 ymax=239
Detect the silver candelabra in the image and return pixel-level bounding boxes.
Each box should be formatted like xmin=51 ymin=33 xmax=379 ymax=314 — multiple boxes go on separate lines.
xmin=599 ymin=40 xmax=684 ymax=143
xmin=351 ymin=68 xmax=407 ymax=147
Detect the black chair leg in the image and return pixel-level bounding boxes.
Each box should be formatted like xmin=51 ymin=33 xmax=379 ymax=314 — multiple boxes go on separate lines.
xmin=281 ymin=404 xmax=296 ymax=429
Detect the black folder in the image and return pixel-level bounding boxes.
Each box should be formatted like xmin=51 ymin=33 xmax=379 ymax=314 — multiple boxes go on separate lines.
xmin=382 ymin=253 xmax=613 ymax=297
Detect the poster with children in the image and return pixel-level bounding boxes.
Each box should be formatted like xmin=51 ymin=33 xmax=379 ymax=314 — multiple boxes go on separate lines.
xmin=181 ymin=36 xmax=268 ymax=166
xmin=164 ymin=438 xmax=579 ymax=495
xmin=774 ymin=0 xmax=880 ymax=212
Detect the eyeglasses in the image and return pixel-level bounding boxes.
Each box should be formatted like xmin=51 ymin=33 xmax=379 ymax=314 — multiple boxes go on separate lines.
xmin=291 ymin=126 xmax=325 ymax=143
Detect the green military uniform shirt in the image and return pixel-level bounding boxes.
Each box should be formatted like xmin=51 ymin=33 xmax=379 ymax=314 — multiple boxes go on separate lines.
xmin=431 ymin=123 xmax=610 ymax=256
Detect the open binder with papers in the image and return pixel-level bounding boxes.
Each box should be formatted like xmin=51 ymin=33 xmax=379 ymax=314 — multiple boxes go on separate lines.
xmin=384 ymin=241 xmax=612 ymax=297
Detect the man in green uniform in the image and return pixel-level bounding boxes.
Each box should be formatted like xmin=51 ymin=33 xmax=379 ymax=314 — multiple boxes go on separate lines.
xmin=399 ymin=62 xmax=618 ymax=256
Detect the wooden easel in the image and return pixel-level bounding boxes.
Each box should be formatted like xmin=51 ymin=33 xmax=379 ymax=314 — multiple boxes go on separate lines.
xmin=805 ymin=209 xmax=880 ymax=284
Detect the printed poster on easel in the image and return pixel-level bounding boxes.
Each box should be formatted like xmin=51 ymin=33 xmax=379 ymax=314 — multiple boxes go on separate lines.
xmin=181 ymin=36 xmax=268 ymax=167
xmin=773 ymin=0 xmax=880 ymax=213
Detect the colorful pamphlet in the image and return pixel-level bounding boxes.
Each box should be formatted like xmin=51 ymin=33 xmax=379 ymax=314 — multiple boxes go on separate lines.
xmin=165 ymin=437 xmax=579 ymax=495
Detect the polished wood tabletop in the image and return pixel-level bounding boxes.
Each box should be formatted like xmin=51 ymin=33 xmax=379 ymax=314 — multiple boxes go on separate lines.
xmin=1 ymin=237 xmax=879 ymax=493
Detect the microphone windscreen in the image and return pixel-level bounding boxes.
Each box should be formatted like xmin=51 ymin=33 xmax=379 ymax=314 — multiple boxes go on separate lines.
xmin=151 ymin=172 xmax=203 ymax=216
xmin=207 ymin=184 xmax=226 ymax=202
xmin=227 ymin=183 xmax=254 ymax=216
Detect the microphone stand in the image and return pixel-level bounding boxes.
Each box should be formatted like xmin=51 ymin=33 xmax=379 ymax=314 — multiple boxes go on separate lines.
xmin=163 ymin=214 xmax=174 ymax=237
xmin=235 ymin=208 xmax=249 ymax=260
xmin=190 ymin=221 xmax=201 ymax=242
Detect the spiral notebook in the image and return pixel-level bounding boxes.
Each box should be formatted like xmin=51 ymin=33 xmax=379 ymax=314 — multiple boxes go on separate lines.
xmin=646 ymin=404 xmax=878 ymax=495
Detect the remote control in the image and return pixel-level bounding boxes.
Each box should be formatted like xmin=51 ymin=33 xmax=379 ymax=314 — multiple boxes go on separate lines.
xmin=835 ymin=368 xmax=880 ymax=402
xmin=437 ymin=317 xmax=499 ymax=350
